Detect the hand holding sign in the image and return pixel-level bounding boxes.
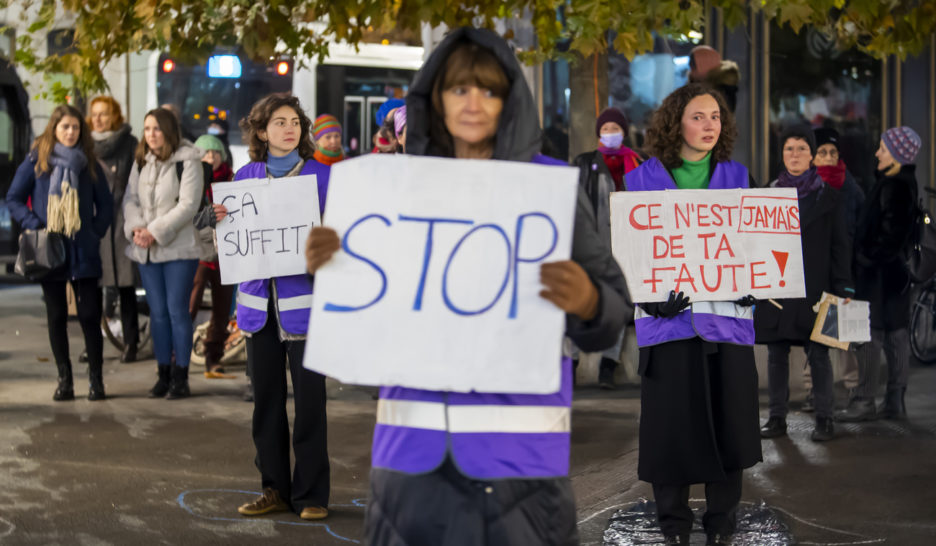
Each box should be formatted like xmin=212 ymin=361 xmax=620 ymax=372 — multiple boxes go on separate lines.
xmin=305 ymin=226 xmax=340 ymax=275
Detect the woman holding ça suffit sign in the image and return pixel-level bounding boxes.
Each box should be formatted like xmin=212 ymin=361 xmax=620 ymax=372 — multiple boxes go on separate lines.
xmin=305 ymin=27 xmax=628 ymax=546
xmin=623 ymin=83 xmax=761 ymax=546
xmin=213 ymin=94 xmax=334 ymax=521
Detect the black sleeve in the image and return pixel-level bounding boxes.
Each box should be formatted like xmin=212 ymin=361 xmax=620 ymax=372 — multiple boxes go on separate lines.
xmin=565 ymin=184 xmax=630 ymax=351
xmin=829 ymin=193 xmax=855 ymax=297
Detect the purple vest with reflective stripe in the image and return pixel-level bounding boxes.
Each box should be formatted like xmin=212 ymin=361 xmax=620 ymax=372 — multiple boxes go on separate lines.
xmin=372 ymin=153 xmax=573 ymax=480
xmin=625 ymin=157 xmax=755 ymax=347
xmin=234 ymin=160 xmax=330 ymax=334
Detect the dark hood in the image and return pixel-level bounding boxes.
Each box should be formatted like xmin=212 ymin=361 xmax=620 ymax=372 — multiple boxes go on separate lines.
xmin=405 ymin=27 xmax=542 ymax=162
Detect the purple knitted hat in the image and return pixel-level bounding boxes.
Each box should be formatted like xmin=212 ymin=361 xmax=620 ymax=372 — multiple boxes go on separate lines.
xmin=882 ymin=126 xmax=921 ymax=165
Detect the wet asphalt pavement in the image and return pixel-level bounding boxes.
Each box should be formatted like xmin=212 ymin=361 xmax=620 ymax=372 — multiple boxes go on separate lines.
xmin=1 ymin=283 xmax=934 ymax=545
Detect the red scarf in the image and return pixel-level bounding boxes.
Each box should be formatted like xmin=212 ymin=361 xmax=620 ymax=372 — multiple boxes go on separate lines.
xmin=313 ymin=148 xmax=344 ymax=166
xmin=212 ymin=162 xmax=234 ymax=183
xmin=598 ymin=146 xmax=641 ymax=191
xmin=816 ymin=159 xmax=846 ymax=189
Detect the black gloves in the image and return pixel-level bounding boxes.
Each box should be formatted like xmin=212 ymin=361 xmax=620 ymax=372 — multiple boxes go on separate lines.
xmin=640 ymin=290 xmax=691 ymax=319
xmin=734 ymin=295 xmax=756 ymax=307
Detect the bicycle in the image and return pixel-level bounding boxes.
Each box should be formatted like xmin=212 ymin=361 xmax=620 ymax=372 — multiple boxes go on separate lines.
xmin=909 ymin=187 xmax=936 ymax=364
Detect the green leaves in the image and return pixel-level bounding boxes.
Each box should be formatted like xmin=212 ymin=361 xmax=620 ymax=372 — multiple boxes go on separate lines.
xmin=5 ymin=0 xmax=935 ymax=102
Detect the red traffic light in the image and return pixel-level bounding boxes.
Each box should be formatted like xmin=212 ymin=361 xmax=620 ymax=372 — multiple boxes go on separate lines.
xmin=162 ymin=59 xmax=175 ymax=73
xmin=276 ymin=61 xmax=290 ymax=76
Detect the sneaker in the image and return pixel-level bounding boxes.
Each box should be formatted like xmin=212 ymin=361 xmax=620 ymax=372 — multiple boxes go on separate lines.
xmin=299 ymin=506 xmax=329 ymax=520
xmin=811 ymin=416 xmax=834 ymax=442
xmin=238 ymin=488 xmax=289 ymax=516
xmin=759 ymin=416 xmax=787 ymax=438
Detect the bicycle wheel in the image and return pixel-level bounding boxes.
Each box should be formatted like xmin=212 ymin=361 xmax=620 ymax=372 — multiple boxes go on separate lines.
xmin=910 ymin=285 xmax=936 ymax=364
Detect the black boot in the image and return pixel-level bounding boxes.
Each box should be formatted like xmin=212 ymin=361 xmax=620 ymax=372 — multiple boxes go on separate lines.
xmin=810 ymin=416 xmax=834 ymax=442
xmin=760 ymin=416 xmax=787 ymax=438
xmin=53 ymin=361 xmax=75 ymax=401
xmin=88 ymin=359 xmax=106 ymax=401
xmin=879 ymin=388 xmax=907 ymax=420
xmin=166 ymin=365 xmax=190 ymax=400
xmin=835 ymin=397 xmax=877 ymax=422
xmin=149 ymin=365 xmax=171 ymax=398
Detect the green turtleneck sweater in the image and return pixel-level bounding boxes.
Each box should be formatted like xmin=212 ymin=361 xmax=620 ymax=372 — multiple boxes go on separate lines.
xmin=672 ymin=153 xmax=711 ymax=190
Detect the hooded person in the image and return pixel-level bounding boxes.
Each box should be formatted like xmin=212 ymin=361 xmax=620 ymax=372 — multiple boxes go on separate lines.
xmin=688 ymin=46 xmax=741 ymax=113
xmin=304 ymin=27 xmax=629 ymax=545
xmin=756 ymin=125 xmax=854 ymax=443
xmin=570 ymin=106 xmax=639 ymax=388
xmin=838 ymin=126 xmax=922 ymax=423
xmin=813 ymin=127 xmax=865 ymax=238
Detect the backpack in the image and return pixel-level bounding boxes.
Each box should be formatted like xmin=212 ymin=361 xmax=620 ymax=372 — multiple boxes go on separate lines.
xmin=176 ymin=161 xmax=214 ymax=212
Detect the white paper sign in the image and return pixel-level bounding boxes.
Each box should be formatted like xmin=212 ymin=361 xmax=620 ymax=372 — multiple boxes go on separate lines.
xmin=838 ymin=299 xmax=872 ymax=343
xmin=213 ymin=175 xmax=321 ymax=284
xmin=610 ymin=188 xmax=806 ymax=302
xmin=304 ymin=154 xmax=578 ymax=394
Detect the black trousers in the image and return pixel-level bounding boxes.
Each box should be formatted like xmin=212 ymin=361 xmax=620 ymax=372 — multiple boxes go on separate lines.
xmin=41 ymin=278 xmax=104 ymax=371
xmin=105 ymin=286 xmax=139 ymax=347
xmin=652 ymin=469 xmax=742 ymax=538
xmin=246 ymin=306 xmax=329 ymax=513
xmin=366 ymin=458 xmax=579 ymax=546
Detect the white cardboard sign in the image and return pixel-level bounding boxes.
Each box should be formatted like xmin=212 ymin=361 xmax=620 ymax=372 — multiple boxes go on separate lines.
xmin=213 ymin=175 xmax=321 ymax=285
xmin=304 ymin=154 xmax=578 ymax=394
xmin=610 ymin=188 xmax=806 ymax=302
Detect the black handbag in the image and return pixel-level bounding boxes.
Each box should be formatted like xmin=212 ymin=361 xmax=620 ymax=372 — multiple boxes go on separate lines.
xmin=14 ymin=229 xmax=66 ymax=280
xmin=903 ymin=203 xmax=936 ymax=283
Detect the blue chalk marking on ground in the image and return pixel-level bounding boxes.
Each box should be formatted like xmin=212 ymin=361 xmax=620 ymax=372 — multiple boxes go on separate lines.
xmin=176 ymin=489 xmax=366 ymax=543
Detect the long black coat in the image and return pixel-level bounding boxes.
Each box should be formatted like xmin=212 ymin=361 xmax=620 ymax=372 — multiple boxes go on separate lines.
xmin=755 ymin=182 xmax=854 ymax=343
xmin=854 ymin=165 xmax=918 ymax=330
xmin=94 ymin=124 xmax=138 ymax=287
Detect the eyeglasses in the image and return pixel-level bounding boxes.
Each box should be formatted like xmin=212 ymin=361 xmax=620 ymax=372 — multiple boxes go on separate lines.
xmin=817 ymin=149 xmax=839 ymax=158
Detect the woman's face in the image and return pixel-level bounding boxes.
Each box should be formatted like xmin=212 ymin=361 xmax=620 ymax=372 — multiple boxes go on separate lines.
xmin=599 ymin=122 xmax=624 ymax=135
xmin=260 ymin=105 xmax=301 ymax=157
xmin=202 ymin=150 xmax=222 ymax=169
xmin=55 ymin=115 xmax=82 ymax=148
xmin=143 ymin=115 xmax=166 ymax=154
xmin=680 ymin=94 xmax=721 ymax=156
xmin=783 ymin=137 xmax=813 ymax=176
xmin=875 ymin=140 xmax=896 ymax=171
xmin=814 ymin=143 xmax=839 ymax=167
xmin=89 ymin=102 xmax=113 ymax=133
xmin=316 ymin=131 xmax=342 ymax=153
xmin=442 ymin=84 xmax=503 ymax=149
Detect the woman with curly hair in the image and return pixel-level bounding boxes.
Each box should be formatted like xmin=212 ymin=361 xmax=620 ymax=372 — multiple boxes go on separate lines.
xmin=214 ymin=93 xmax=331 ymax=521
xmin=624 ymin=83 xmax=761 ymax=546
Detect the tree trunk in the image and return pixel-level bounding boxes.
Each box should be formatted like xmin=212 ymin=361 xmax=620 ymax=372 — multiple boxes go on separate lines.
xmin=568 ymin=52 xmax=609 ymax=161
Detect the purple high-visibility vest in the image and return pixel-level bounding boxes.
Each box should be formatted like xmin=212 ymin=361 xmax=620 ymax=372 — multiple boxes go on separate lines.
xmin=624 ymin=157 xmax=755 ymax=347
xmin=373 ymin=153 xmax=575 ymax=480
xmin=233 ymin=160 xmax=330 ymax=335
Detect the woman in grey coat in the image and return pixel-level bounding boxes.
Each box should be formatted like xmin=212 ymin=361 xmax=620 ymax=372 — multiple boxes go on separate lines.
xmin=88 ymin=96 xmax=140 ymax=362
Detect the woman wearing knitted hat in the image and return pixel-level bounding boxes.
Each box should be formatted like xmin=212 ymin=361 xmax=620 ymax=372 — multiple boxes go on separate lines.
xmin=756 ymin=125 xmax=854 ymax=443
xmin=213 ymin=93 xmax=332 ymax=521
xmin=312 ymin=114 xmax=344 ymax=166
xmin=190 ymin=134 xmax=235 ymax=378
xmin=838 ymin=126 xmax=922 ymax=423
xmin=570 ymin=107 xmax=640 ymax=388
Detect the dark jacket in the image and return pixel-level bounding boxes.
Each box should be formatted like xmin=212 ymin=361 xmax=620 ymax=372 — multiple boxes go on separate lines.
xmin=854 ymin=164 xmax=918 ymax=329
xmin=7 ymin=153 xmax=113 ymax=280
xmin=841 ymin=170 xmax=865 ymax=239
xmin=94 ymin=124 xmax=138 ymax=286
xmin=755 ymin=182 xmax=854 ymax=343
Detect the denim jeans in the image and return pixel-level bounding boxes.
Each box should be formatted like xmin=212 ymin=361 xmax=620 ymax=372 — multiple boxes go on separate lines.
xmin=139 ymin=259 xmax=198 ymax=367
xmin=767 ymin=341 xmax=834 ymax=419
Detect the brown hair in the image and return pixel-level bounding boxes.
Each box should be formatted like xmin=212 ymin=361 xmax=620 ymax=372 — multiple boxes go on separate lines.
xmin=239 ymin=93 xmax=315 ymax=162
xmin=429 ymin=41 xmax=510 ymax=157
xmin=86 ymin=96 xmax=125 ymax=131
xmin=33 ymin=104 xmax=97 ymax=180
xmin=644 ymin=83 xmax=737 ymax=169
xmin=135 ymin=108 xmax=181 ymax=167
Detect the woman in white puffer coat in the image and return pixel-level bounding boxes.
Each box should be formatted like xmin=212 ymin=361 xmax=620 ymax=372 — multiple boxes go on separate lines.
xmin=123 ymin=107 xmax=204 ymax=399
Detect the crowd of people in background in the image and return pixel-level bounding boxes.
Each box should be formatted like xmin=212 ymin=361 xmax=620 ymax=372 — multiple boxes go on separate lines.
xmin=5 ymin=27 xmax=928 ymax=546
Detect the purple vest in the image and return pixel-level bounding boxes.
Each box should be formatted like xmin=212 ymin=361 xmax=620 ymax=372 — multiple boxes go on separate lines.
xmin=625 ymin=157 xmax=755 ymax=347
xmin=373 ymin=153 xmax=573 ymax=480
xmin=234 ymin=160 xmax=330 ymax=335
